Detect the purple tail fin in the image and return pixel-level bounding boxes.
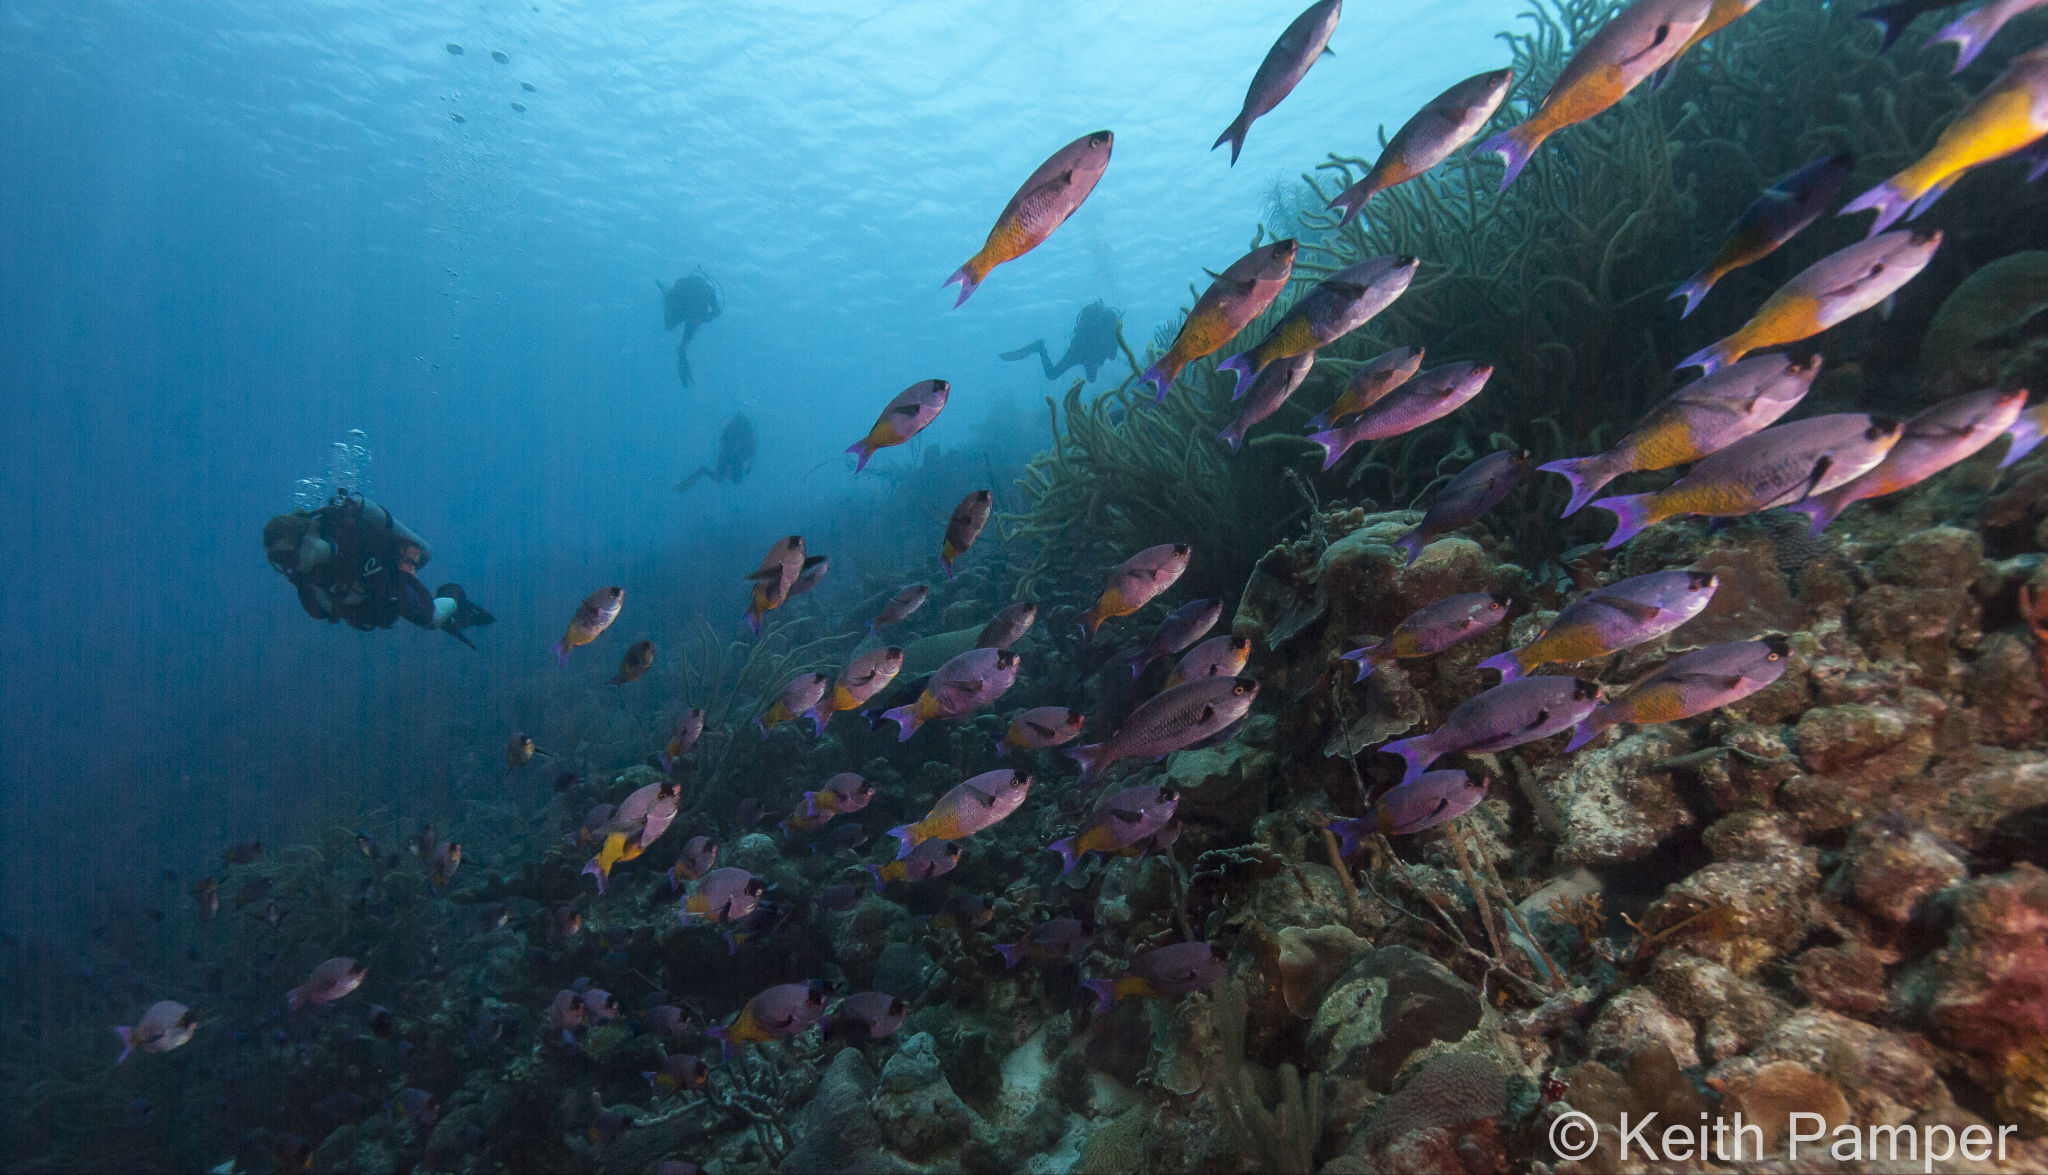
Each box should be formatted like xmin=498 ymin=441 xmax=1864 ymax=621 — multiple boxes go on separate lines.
xmin=707 ymin=1025 xmax=737 ymax=1061
xmin=1477 ymin=649 xmax=1525 ymax=682
xmin=1138 ymin=362 xmax=1174 ymax=404
xmin=802 ymin=707 xmax=830 ymax=739
xmin=1327 ymin=818 xmax=1367 ymax=859
xmin=1338 ymin=644 xmax=1388 ymax=683
xmin=1307 ymin=427 xmax=1354 ymax=471
xmin=943 ymin=264 xmax=983 ymax=308
xmin=1782 ymin=496 xmax=1842 ymax=537
xmin=1563 ymin=719 xmax=1608 ymax=753
xmin=744 ymin=611 xmax=763 ymax=636
xmin=1218 ymin=423 xmax=1248 ymax=454
xmin=994 ymin=943 xmax=1026 ymax=969
xmin=846 ymin=439 xmax=875 ymax=473
xmin=1476 ymin=126 xmax=1538 ymax=191
xmin=1927 ymin=10 xmax=1995 ymax=71
xmin=881 ymin=703 xmax=921 ymax=742
xmin=1676 ymin=340 xmax=1732 ymax=375
xmin=1124 ymin=649 xmax=1157 ymax=679
xmin=1391 ymin=527 xmax=1425 ymax=567
xmin=581 ymin=858 xmax=607 ymax=894
xmin=1047 ymin=835 xmax=1083 ymax=876
xmin=1840 ymin=178 xmax=1914 ymax=236
xmin=1537 ymin=454 xmax=1613 ymax=517
xmin=1212 ymin=115 xmax=1249 ymax=166
xmin=886 ymin=824 xmax=919 ymax=861
xmin=1588 ymin=493 xmax=1658 ymax=550
xmin=1082 ymin=978 xmax=1118 ymax=1014
xmin=553 ymin=640 xmax=568 ymax=667
xmin=2025 ymin=146 xmax=2048 ymax=184
xmin=1669 ymin=268 xmax=1717 ymax=318
xmin=1378 ymin=732 xmax=1439 ymax=785
xmin=1064 ymin=742 xmax=1110 ymax=785
xmin=2000 ymin=413 xmax=2045 ymax=468
xmin=1217 ymin=353 xmax=1254 ymax=400
xmin=1861 ymin=0 xmax=1923 ymax=51
xmin=860 ymin=864 xmax=884 ymax=894
xmin=114 ymin=1026 xmax=134 ymax=1065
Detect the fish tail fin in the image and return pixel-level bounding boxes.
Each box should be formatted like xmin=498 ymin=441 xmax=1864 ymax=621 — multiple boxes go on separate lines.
xmin=1137 ymin=359 xmax=1177 ymax=404
xmin=1478 ymin=649 xmax=1527 ymax=682
xmin=1926 ymin=10 xmax=1994 ymax=71
xmin=1328 ymin=179 xmax=1377 ymax=228
xmin=881 ymin=703 xmax=921 ymax=742
xmin=1216 ymin=352 xmax=1254 ymax=400
xmin=1537 ymin=454 xmax=1613 ymax=517
xmin=1331 ymin=820 xmax=1367 ymax=860
xmin=2026 ymin=148 xmax=2048 ymax=184
xmin=801 ymin=706 xmax=829 ymax=738
xmin=1860 ymin=0 xmax=1922 ymax=51
xmin=114 ymin=1026 xmax=134 ymax=1064
xmin=1783 ymin=495 xmax=1842 ymax=537
xmin=1307 ymin=427 xmax=1352 ymax=471
xmin=1339 ymin=644 xmax=1387 ymax=682
xmin=581 ymin=857 xmax=608 ymax=894
xmin=860 ymin=864 xmax=884 ymax=894
xmin=943 ymin=256 xmax=990 ymax=308
xmin=1218 ymin=421 xmax=1247 ymax=453
xmin=1391 ymin=527 xmax=1425 ymax=567
xmin=845 ymin=438 xmax=875 ymax=472
xmin=707 ymin=1025 xmax=737 ymax=1061
xmin=1124 ymin=649 xmax=1155 ymax=679
xmin=751 ymin=716 xmax=768 ymax=738
xmin=2000 ymin=413 xmax=2046 ymax=468
xmin=1676 ymin=340 xmax=1735 ymax=375
xmin=995 ymin=943 xmax=1026 ymax=969
xmin=1563 ymin=720 xmax=1608 ymax=754
xmin=1477 ymin=123 xmax=1545 ymax=191
xmin=1589 ymin=492 xmax=1660 ymax=549
xmin=285 ymin=986 xmax=305 ymax=1014
xmin=1669 ymin=267 xmax=1720 ymax=319
xmin=1077 ymin=608 xmax=1104 ymax=645
xmin=743 ymin=610 xmax=763 ymax=636
xmin=1064 ymin=742 xmax=1109 ymax=785
xmin=886 ymin=824 xmax=919 ymax=861
xmin=1378 ymin=733 xmax=1438 ymax=786
xmin=1906 ymin=174 xmax=1959 ymax=222
xmin=1212 ymin=115 xmax=1249 ymax=165
xmin=553 ymin=640 xmax=568 ymax=667
xmin=1840 ymin=176 xmax=1920 ymax=236
xmin=1047 ymin=835 xmax=1083 ymax=876
xmin=1082 ymin=978 xmax=1118 ymax=1014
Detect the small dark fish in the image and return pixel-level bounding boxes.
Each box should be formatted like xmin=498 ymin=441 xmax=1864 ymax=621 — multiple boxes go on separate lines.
xmin=223 ymin=841 xmax=264 ymax=866
xmin=993 ymin=917 xmax=1094 ymax=968
xmin=818 ymin=882 xmax=864 ymax=912
xmin=644 ymin=1052 xmax=709 ymax=1094
xmin=1391 ymin=450 xmax=1529 ymax=565
xmin=1219 ymin=350 xmax=1316 ymax=453
xmin=788 ymin=554 xmax=831 ymax=598
xmin=820 ymin=992 xmax=908 ymax=1042
xmin=930 ymin=893 xmax=995 ymax=931
xmin=506 ymin=733 xmax=544 ymax=769
xmin=869 ymin=584 xmax=930 ymax=633
xmin=609 ymin=639 xmax=655 ymax=685
xmin=644 ymin=1004 xmax=688 ymax=1040
xmin=1213 ymin=0 xmax=1343 ymax=165
xmin=735 ymin=798 xmax=765 ymax=831
xmin=449 ymin=112 xmax=465 ymax=123
xmin=1341 ymin=593 xmax=1508 ymax=681
xmin=1123 ymin=599 xmax=1224 ymax=678
xmin=551 ymin=906 xmax=583 ymax=941
xmin=124 ymin=1097 xmax=154 ymax=1127
xmin=1085 ymin=942 xmax=1228 ymax=1011
xmin=353 ymin=830 xmax=377 ymax=858
xmin=271 ymin=1134 xmax=315 ymax=1172
xmin=669 ymin=836 xmax=719 ymax=887
xmin=588 ymin=1108 xmax=631 ymax=1145
xmin=581 ymin=988 xmax=620 ymax=1022
xmin=1569 ymin=636 xmax=1791 ymax=750
xmin=809 ymin=821 xmax=868 ymax=856
xmin=1382 ymin=677 xmax=1604 ymax=783
xmin=862 ymin=839 xmax=964 ymax=892
xmin=368 ymin=1004 xmax=396 ymax=1039
xmin=1671 ymin=154 xmax=1855 ymax=317
xmin=521 ymin=81 xmax=537 ymax=92
xmin=977 ymin=601 xmax=1038 ymax=650
xmin=662 ymin=707 xmax=706 ymax=770
xmin=193 ymin=878 xmax=219 ymax=923
xmin=941 ymin=490 xmax=993 ymax=578
xmin=314 ymin=1090 xmax=369 ymax=1121
xmin=234 ymin=877 xmax=272 ymax=908
xmin=397 ymin=1087 xmax=439 ymax=1128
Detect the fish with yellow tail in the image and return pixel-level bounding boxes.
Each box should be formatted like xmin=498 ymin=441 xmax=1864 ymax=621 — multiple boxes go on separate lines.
xmin=286 ymin=957 xmax=366 ymax=1013
xmin=1215 ymin=255 xmax=1417 ymax=393
xmin=1566 ymin=636 xmax=1790 ymax=751
xmin=661 ymin=708 xmax=704 ymax=771
xmin=1138 ymin=240 xmax=1297 ymax=402
xmin=998 ymin=706 xmax=1087 ymax=756
xmin=1539 ymin=353 xmax=1819 ymax=516
xmin=706 ymin=981 xmax=830 ymax=1059
xmin=1340 ymin=592 xmax=1508 ymax=681
xmin=945 ymin=131 xmax=1112 ymax=306
xmin=1077 ymin=543 xmax=1191 ymax=642
xmin=977 ymin=601 xmax=1038 ymax=650
xmin=555 ymin=586 xmax=622 ymax=666
xmin=1213 ymin=0 xmax=1342 ymax=165
xmin=861 ymin=838 xmax=964 ymax=892
xmin=1328 ymin=69 xmax=1514 ymax=225
xmin=879 ymin=647 xmax=1021 ymax=740
xmin=1084 ymin=942 xmax=1228 ymax=1012
xmin=885 ymin=768 xmax=1032 ymax=858
xmin=608 ymin=639 xmax=654 ymax=685
xmin=1046 ymin=784 xmax=1178 ymax=874
xmin=582 ymin=779 xmax=680 ymax=893
xmin=1591 ymin=413 xmax=1904 ymax=548
xmin=778 ymin=772 xmax=873 ymax=837
xmin=505 ymin=731 xmax=551 ymax=771
xmin=941 ymin=490 xmax=992 ymax=578
xmin=1066 ymin=675 xmax=1260 ymax=784
xmin=1927 ymin=0 xmax=2048 ymax=73
xmin=847 ymin=380 xmax=949 ymax=472
xmin=756 ymin=672 xmax=831 ymax=737
xmin=1669 ymin=154 xmax=1855 ymax=317
xmin=1786 ymin=387 xmax=2030 ymax=534
xmin=1481 ymin=569 xmax=1719 ymax=681
xmin=1477 ymin=0 xmax=1714 ymax=189
xmin=1842 ymin=47 xmax=2048 ymax=233
xmin=741 ymin=535 xmax=805 ymax=634
xmin=1305 ymin=346 xmax=1423 ymax=430
xmin=1677 ymin=231 xmax=1941 ymax=374
xmin=802 ymin=646 xmax=904 ymax=737
xmin=115 ymin=1001 xmax=198 ymax=1063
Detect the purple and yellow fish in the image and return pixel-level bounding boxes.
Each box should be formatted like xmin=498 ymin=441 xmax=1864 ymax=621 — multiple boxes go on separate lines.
xmin=847 ymin=380 xmax=949 ymax=472
xmin=869 ymin=584 xmax=930 ymax=633
xmin=887 ymin=769 xmax=1032 ymax=858
xmin=1566 ymin=636 xmax=1790 ymax=751
xmin=1085 ymin=942 xmax=1228 ymax=1012
xmin=880 ymin=647 xmax=1021 ymax=740
xmin=1381 ymin=677 xmax=1604 ymax=784
xmin=994 ymin=917 xmax=1094 ymax=969
xmin=1591 ymin=413 xmax=1904 ymax=547
xmin=1047 ymin=784 xmax=1179 ymax=874
xmin=803 ymin=646 xmax=904 ymax=736
xmin=1220 ymin=351 xmax=1316 ymax=453
xmin=1678 ymin=231 xmax=1941 ymax=374
xmin=977 ymin=601 xmax=1038 ymax=650
xmin=998 ymin=706 xmax=1087 ymax=756
xmin=609 ymin=639 xmax=655 ymax=685
xmin=555 ymin=586 xmax=622 ymax=665
xmin=707 ymin=982 xmax=830 ymax=1058
xmin=679 ymin=867 xmax=765 ymax=926
xmin=1540 ymin=353 xmax=1820 ymax=515
xmin=779 ymin=772 xmax=875 ymax=837
xmin=1066 ymin=675 xmax=1260 ymax=784
xmin=1306 ymin=346 xmax=1425 ymax=430
xmin=742 ymin=536 xmax=806 ymax=634
xmin=1340 ymin=592 xmax=1508 ymax=681
xmin=1309 ymin=361 xmax=1495 ymax=469
xmin=1329 ymin=69 xmax=1515 ymax=224
xmin=1216 ymin=255 xmax=1417 ymax=392
xmin=1079 ymin=543 xmax=1192 ymax=641
xmin=756 ymin=672 xmax=831 ymax=737
xmin=820 ymin=992 xmax=908 ymax=1043
xmin=1477 ymin=0 xmax=1714 ymax=188
xmin=1213 ymin=0 xmax=1342 ymax=164
xmin=1481 ymin=569 xmax=1719 ymax=680
xmin=1328 ymin=770 xmax=1489 ymax=854
xmin=1670 ymin=154 xmax=1855 ymax=317
xmin=1122 ymin=598 xmax=1224 ymax=679
xmin=946 ymin=131 xmax=1112 ymax=306
xmin=861 ymin=838 xmax=964 ymax=892
xmin=115 ymin=1001 xmax=198 ymax=1063
xmin=1138 ymin=240 xmax=1298 ymax=402
xmin=941 ymin=490 xmax=992 ymax=578
xmin=1391 ymin=449 xmax=1528 ymax=565
xmin=661 ymin=708 xmax=705 ymax=771
xmin=1167 ymin=634 xmax=1252 ymax=688
xmin=1787 ymin=386 xmax=2030 ymax=533
xmin=1843 ymin=48 xmax=2048 ymax=233
xmin=1928 ymin=0 xmax=2048 ymax=73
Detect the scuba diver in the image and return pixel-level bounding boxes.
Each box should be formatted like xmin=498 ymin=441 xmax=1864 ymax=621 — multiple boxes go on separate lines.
xmin=657 ymin=269 xmax=724 ymax=388
xmin=676 ymin=412 xmax=756 ymax=493
xmin=263 ymin=492 xmax=464 ymax=638
xmin=1000 ymin=300 xmax=1122 ymax=383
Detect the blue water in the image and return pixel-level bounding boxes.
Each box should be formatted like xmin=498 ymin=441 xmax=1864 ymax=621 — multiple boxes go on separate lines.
xmin=0 ymin=0 xmax=1512 ymax=923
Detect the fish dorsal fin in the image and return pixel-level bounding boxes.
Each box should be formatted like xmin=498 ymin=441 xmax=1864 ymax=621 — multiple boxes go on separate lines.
xmin=1109 ymin=808 xmax=1146 ymax=825
xmin=1022 ymin=169 xmax=1076 ymax=202
xmin=1584 ymin=593 xmax=1664 ymax=624
xmin=1521 ymin=705 xmax=1552 ymax=731
xmin=1025 ymin=721 xmax=1056 ymax=738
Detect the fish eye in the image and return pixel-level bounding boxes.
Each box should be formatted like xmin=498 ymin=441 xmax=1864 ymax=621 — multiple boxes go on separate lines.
xmin=1767 ymin=652 xmax=1781 ymax=661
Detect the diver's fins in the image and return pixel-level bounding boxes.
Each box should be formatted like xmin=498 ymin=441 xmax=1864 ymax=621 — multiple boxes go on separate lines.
xmin=676 ymin=339 xmax=693 ymax=388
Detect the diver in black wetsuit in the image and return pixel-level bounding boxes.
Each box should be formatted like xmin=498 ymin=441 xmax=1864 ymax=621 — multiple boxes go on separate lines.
xmin=1001 ymin=300 xmax=1122 ymax=383
xmin=658 ymin=270 xmax=724 ymax=388
xmin=676 ymin=413 xmax=756 ymax=493
xmin=262 ymin=492 xmax=438 ymax=632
